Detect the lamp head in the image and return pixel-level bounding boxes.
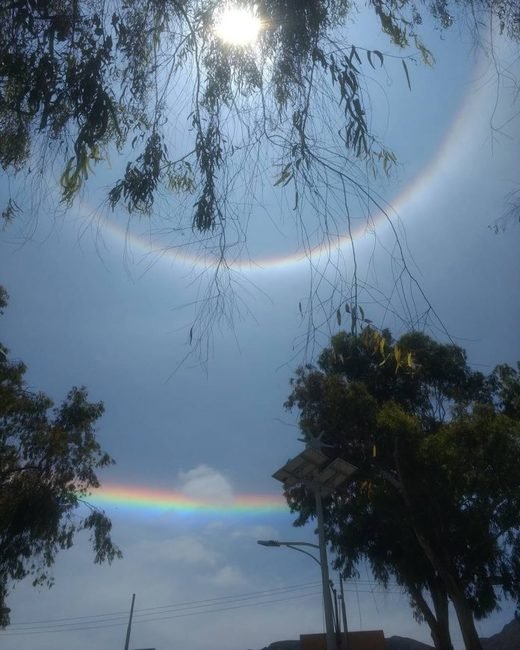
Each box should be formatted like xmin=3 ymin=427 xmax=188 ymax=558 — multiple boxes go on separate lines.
xmin=257 ymin=539 xmax=281 ymax=547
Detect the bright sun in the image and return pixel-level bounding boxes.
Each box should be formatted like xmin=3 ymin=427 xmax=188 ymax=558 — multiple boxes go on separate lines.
xmin=214 ymin=6 xmax=262 ymax=46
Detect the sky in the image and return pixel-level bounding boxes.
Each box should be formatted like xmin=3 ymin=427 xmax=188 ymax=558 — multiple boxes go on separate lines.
xmin=0 ymin=6 xmax=519 ymax=650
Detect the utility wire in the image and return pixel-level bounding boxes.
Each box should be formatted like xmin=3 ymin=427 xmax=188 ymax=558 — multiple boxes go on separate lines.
xmin=5 ymin=581 xmax=322 ymax=628
xmin=0 ymin=589 xmax=324 ymax=636
xmin=6 ymin=578 xmax=397 ymax=628
xmin=1 ymin=580 xmax=404 ymax=637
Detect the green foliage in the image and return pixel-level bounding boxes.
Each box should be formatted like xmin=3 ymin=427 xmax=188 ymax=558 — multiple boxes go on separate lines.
xmin=1 ymin=198 xmax=21 ymax=229
xmin=489 ymin=363 xmax=520 ymax=418
xmin=285 ymin=329 xmax=520 ymax=650
xmin=1 ymin=0 xmax=517 ymax=234
xmin=0 ymin=290 xmax=121 ymax=626
xmin=0 ymin=287 xmax=7 ymax=314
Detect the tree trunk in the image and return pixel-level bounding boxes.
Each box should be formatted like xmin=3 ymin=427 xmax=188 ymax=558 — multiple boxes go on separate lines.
xmin=429 ymin=618 xmax=454 ymax=650
xmin=410 ymin=530 xmax=483 ymax=650
xmin=409 ymin=582 xmax=454 ymax=650
xmin=428 ymin=578 xmax=453 ymax=650
xmin=450 ymin=588 xmax=483 ymax=650
xmin=431 ymin=581 xmax=453 ymax=650
xmin=407 ymin=526 xmax=483 ymax=650
xmin=392 ymin=445 xmax=482 ymax=650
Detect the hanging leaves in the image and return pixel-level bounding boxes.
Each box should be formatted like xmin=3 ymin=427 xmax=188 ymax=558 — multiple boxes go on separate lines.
xmin=402 ymin=59 xmax=412 ymax=90
xmin=274 ymin=162 xmax=294 ymax=187
xmin=366 ymin=49 xmax=384 ymax=69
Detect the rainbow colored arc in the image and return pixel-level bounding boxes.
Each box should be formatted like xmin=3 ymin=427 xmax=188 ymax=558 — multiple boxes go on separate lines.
xmin=90 ymin=484 xmax=287 ymax=517
xmin=90 ymin=52 xmax=480 ymax=274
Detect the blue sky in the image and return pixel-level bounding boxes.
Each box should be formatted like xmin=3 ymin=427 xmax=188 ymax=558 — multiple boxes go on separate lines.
xmin=0 ymin=9 xmax=519 ymax=650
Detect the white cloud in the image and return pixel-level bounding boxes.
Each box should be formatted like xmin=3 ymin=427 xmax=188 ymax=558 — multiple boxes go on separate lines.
xmin=231 ymin=524 xmax=279 ymax=541
xmin=169 ymin=536 xmax=220 ymax=567
xmin=208 ymin=564 xmax=248 ymax=588
xmin=204 ymin=520 xmax=227 ymax=534
xmin=177 ymin=464 xmax=234 ymax=503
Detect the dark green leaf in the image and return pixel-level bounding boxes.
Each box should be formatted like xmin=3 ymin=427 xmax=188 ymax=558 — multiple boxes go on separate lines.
xmin=402 ymin=59 xmax=411 ymax=90
xmin=373 ymin=50 xmax=384 ymax=66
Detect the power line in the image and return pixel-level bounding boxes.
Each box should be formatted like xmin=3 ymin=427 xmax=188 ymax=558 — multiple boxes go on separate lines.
xmin=0 ymin=589 xmax=324 ymax=636
xmin=5 ymin=581 xmax=321 ymax=628
xmin=6 ymin=578 xmax=398 ymax=628
xmin=1 ymin=579 xmax=404 ymax=637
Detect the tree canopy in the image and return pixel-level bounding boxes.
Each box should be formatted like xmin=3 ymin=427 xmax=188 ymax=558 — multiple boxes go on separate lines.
xmin=1 ymin=0 xmax=517 ymax=225
xmin=0 ymin=288 xmax=121 ymax=626
xmin=1 ymin=1 xmax=518 ymax=351
xmin=284 ymin=328 xmax=520 ymax=650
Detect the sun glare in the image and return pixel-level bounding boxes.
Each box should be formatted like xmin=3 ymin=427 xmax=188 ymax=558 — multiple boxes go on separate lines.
xmin=214 ymin=6 xmax=262 ymax=46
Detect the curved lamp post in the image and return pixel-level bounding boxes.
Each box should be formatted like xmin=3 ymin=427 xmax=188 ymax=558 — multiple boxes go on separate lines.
xmin=269 ymin=448 xmax=357 ymax=650
xmin=257 ymin=539 xmax=350 ymax=650
xmin=257 ymin=539 xmax=321 ymax=567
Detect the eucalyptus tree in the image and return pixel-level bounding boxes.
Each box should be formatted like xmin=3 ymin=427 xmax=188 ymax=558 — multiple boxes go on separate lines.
xmin=284 ymin=328 xmax=520 ymax=650
xmin=1 ymin=1 xmax=518 ymax=350
xmin=0 ymin=288 xmax=121 ymax=626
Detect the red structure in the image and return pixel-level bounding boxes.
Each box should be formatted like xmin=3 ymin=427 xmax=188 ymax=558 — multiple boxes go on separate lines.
xmin=300 ymin=631 xmax=386 ymax=650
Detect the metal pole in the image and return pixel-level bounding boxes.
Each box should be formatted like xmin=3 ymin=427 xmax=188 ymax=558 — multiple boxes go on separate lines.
xmin=284 ymin=543 xmax=322 ymax=567
xmin=314 ymin=484 xmax=336 ymax=650
xmin=124 ymin=593 xmax=136 ymax=650
xmin=339 ymin=576 xmax=349 ymax=650
xmin=332 ymin=581 xmax=342 ymax=644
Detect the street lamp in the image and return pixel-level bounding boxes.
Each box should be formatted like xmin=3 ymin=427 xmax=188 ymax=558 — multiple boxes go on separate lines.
xmin=270 ymin=448 xmax=357 ymax=650
xmin=257 ymin=539 xmax=321 ymax=567
xmin=257 ymin=539 xmax=350 ymax=650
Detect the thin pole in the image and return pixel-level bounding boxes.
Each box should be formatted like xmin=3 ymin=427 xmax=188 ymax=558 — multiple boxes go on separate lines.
xmin=284 ymin=543 xmax=322 ymax=567
xmin=314 ymin=485 xmax=336 ymax=650
xmin=124 ymin=593 xmax=136 ymax=650
xmin=340 ymin=576 xmax=349 ymax=650
xmin=331 ymin=581 xmax=340 ymax=633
